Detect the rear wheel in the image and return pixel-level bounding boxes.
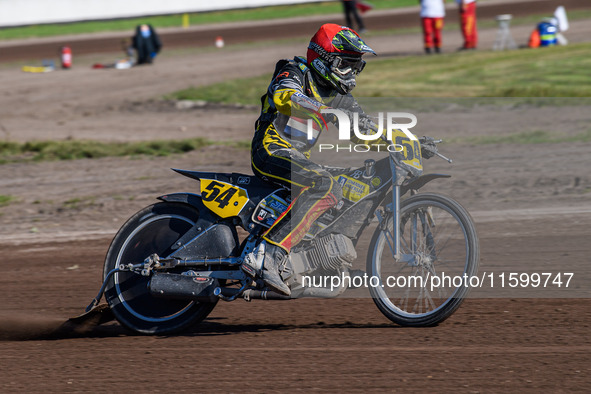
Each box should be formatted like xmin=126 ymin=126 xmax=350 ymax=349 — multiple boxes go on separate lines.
xmin=103 ymin=202 xmax=217 ymax=334
xmin=368 ymin=193 xmax=479 ymax=326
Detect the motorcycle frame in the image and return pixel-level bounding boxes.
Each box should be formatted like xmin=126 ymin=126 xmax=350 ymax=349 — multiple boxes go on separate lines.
xmin=87 ymin=147 xmax=450 ymax=309
xmin=157 ymin=152 xmax=444 ymax=269
xmin=136 ymin=152 xmax=450 ymax=274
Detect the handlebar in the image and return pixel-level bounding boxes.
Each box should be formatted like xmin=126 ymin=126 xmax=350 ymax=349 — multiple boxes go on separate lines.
xmin=351 ymin=112 xmax=454 ymax=164
xmin=418 ymin=136 xmax=453 ymax=163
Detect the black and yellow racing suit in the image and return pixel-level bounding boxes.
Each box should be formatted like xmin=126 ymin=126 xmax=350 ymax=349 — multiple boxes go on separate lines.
xmin=251 ymin=56 xmax=349 ymax=252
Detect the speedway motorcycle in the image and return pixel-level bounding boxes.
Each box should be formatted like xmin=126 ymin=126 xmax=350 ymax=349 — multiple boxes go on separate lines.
xmin=85 ymin=117 xmax=479 ymax=334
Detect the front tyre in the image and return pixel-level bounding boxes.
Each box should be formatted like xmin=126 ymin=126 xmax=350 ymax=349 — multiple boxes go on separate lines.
xmin=368 ymin=193 xmax=479 ymax=327
xmin=103 ymin=202 xmax=217 ymax=335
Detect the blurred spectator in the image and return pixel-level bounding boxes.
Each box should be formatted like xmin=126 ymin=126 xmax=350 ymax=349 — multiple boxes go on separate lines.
xmin=537 ymin=18 xmax=558 ymax=47
xmin=341 ymin=0 xmax=366 ymax=33
xmin=457 ymin=0 xmax=478 ymax=50
xmin=528 ymin=6 xmax=569 ymax=48
xmin=133 ymin=24 xmax=162 ymax=65
xmin=420 ymin=0 xmax=445 ymax=54
xmin=529 ymin=16 xmax=568 ymax=48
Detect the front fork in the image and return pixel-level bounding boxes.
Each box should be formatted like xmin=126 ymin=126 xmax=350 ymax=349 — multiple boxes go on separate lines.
xmin=391 ymin=184 xmax=402 ymax=260
xmin=376 ymin=157 xmax=416 ymax=266
xmin=377 ymin=191 xmax=436 ymax=268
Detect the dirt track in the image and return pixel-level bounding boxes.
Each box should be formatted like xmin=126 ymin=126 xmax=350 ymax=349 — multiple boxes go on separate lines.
xmin=1 ymin=3 xmax=591 ymax=392
xmin=1 ymin=236 xmax=590 ymax=392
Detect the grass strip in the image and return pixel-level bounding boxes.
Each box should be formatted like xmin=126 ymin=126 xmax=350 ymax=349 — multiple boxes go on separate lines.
xmin=0 ymin=137 xmax=250 ymax=165
xmin=358 ymin=42 xmax=591 ymax=98
xmin=166 ymin=74 xmax=271 ymax=106
xmin=1 ymin=128 xmax=587 ymax=166
xmin=167 ymin=42 xmax=591 ymax=104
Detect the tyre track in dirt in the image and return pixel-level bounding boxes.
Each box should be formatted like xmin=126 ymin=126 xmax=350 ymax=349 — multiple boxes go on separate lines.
xmin=1 ymin=187 xmax=590 ymax=390
xmin=1 ymin=231 xmax=590 ymax=391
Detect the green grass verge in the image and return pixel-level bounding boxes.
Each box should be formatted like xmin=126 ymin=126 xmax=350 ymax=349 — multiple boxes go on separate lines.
xmin=0 ymin=127 xmax=586 ymax=167
xmin=0 ymin=0 xmax=418 ymax=40
xmin=0 ymin=138 xmax=250 ymax=165
xmin=167 ymin=42 xmax=591 ymax=104
xmin=166 ymin=74 xmax=271 ymax=106
xmin=359 ymin=42 xmax=591 ymax=98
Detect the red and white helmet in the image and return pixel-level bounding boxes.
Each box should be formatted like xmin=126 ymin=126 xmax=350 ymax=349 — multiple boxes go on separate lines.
xmin=307 ymin=24 xmax=376 ymax=94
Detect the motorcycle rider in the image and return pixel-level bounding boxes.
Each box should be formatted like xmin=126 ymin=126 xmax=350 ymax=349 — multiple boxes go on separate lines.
xmin=242 ymin=23 xmax=376 ymax=296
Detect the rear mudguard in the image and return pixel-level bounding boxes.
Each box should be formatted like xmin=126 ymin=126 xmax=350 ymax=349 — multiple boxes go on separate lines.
xmin=158 ymin=192 xmax=208 ymax=213
xmin=158 ymin=193 xmax=240 ymax=260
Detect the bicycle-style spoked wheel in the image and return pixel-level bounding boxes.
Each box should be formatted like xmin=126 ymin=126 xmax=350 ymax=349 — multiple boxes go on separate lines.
xmin=368 ymin=193 xmax=479 ymax=326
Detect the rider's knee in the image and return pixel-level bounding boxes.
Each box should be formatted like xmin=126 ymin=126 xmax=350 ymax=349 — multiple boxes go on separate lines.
xmin=314 ymin=174 xmax=342 ymax=203
xmin=329 ymin=178 xmax=343 ymax=202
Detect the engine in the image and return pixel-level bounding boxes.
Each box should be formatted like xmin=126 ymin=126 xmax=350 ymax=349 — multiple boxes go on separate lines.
xmin=281 ymin=233 xmax=357 ymax=287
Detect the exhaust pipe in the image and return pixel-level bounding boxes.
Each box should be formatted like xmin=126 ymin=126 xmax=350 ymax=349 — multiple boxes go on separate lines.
xmin=214 ymin=287 xmax=291 ymax=301
xmin=149 ymin=273 xmax=218 ymax=303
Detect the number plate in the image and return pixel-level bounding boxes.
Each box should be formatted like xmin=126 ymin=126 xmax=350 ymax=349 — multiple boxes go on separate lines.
xmin=200 ymin=179 xmax=249 ymax=218
xmin=392 ymin=129 xmax=423 ymax=172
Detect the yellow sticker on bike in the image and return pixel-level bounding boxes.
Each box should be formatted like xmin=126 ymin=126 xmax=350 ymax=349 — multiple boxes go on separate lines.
xmin=391 ymin=129 xmax=423 ymax=172
xmin=338 ymin=175 xmax=370 ymax=202
xmin=200 ymin=179 xmax=249 ymax=218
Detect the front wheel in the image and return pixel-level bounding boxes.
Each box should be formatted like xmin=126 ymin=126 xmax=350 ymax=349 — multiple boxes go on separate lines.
xmin=368 ymin=193 xmax=479 ymax=327
xmin=103 ymin=202 xmax=217 ymax=335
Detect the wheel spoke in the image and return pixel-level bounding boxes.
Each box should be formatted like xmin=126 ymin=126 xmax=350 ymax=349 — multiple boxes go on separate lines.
xmin=369 ymin=193 xmax=479 ymax=326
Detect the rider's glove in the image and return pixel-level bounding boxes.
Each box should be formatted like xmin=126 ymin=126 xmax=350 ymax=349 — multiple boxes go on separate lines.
xmin=330 ymin=94 xmax=372 ymax=132
xmin=419 ymin=136 xmax=436 ymax=159
xmin=329 ymin=108 xmax=357 ymax=131
xmin=357 ymin=114 xmax=377 ymax=135
xmin=331 ymin=94 xmax=363 ymax=113
xmin=336 ymin=109 xmax=377 ymax=135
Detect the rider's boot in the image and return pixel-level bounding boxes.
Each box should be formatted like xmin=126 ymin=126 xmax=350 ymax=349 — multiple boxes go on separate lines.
xmin=241 ymin=241 xmax=291 ymax=296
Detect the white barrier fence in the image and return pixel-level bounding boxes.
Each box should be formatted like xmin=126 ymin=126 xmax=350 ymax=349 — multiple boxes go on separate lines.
xmin=0 ymin=0 xmax=330 ymax=27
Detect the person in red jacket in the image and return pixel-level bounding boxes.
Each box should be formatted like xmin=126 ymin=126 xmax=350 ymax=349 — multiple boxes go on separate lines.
xmin=457 ymin=0 xmax=478 ymax=50
xmin=420 ymin=0 xmax=445 ymax=54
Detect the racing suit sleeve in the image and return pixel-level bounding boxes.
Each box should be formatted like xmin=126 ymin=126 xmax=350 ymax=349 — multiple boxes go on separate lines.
xmin=269 ymin=66 xmax=329 ymax=128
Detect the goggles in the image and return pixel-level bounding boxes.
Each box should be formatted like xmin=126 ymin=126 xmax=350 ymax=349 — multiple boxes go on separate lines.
xmin=330 ymin=56 xmax=366 ymax=76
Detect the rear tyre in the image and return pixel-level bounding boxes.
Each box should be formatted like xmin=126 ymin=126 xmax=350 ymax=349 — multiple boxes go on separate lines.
xmin=103 ymin=202 xmax=217 ymax=335
xmin=368 ymin=193 xmax=479 ymax=327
